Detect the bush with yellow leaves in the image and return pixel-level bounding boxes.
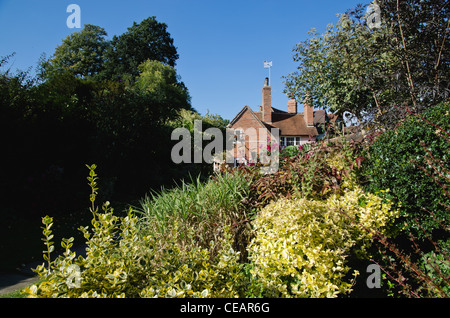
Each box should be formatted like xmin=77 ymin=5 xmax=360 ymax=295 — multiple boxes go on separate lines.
xmin=24 ymin=165 xmax=247 ymax=298
xmin=139 ymin=226 xmax=247 ymax=298
xmin=247 ymin=187 xmax=399 ymax=298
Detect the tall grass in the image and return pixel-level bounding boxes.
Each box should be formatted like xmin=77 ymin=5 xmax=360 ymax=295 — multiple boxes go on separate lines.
xmin=136 ymin=170 xmax=253 ymax=259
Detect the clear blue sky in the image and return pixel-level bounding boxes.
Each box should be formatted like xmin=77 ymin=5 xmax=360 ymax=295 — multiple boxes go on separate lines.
xmin=0 ymin=0 xmax=365 ymax=121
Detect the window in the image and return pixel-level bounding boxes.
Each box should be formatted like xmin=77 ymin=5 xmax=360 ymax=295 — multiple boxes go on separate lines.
xmin=280 ymin=136 xmax=301 ymax=147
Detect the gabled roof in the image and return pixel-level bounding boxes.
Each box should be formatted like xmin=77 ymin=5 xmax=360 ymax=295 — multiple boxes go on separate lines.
xmin=228 ymin=105 xmax=269 ymax=131
xmin=229 ymin=105 xmax=324 ymax=137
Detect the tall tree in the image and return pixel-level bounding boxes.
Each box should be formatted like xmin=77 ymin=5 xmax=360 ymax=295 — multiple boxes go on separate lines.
xmin=284 ymin=0 xmax=449 ymax=129
xmin=377 ymin=0 xmax=449 ymax=108
xmin=40 ymin=24 xmax=109 ymax=80
xmin=102 ymin=17 xmax=179 ymax=81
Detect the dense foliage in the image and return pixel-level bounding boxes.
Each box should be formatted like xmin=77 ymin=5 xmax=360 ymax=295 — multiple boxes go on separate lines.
xmin=360 ymin=101 xmax=450 ymax=297
xmin=5 ymin=1 xmax=449 ymax=299
xmin=362 ymin=102 xmax=450 ymax=235
xmin=25 ymin=166 xmax=247 ymax=298
xmin=245 ymin=139 xmax=362 ymax=211
xmin=39 ymin=24 xmax=109 ymax=79
xmin=138 ymin=170 xmax=253 ymax=259
xmin=0 ymin=18 xmax=229 ymax=221
xmin=22 ymin=129 xmax=448 ymax=298
xmin=248 ymin=188 xmax=398 ymax=297
xmin=0 ymin=17 xmax=229 ymax=275
xmin=40 ymin=17 xmax=179 ymax=82
xmin=284 ymin=0 xmax=449 ymax=129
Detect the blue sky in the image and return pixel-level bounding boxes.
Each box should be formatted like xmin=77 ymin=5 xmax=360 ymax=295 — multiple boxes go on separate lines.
xmin=0 ymin=0 xmax=366 ymax=121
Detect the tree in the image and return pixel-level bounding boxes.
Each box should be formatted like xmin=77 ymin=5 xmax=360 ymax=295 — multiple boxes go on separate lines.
xmin=377 ymin=0 xmax=449 ymax=109
xmin=284 ymin=0 xmax=449 ymax=129
xmin=134 ymin=60 xmax=191 ymax=114
xmin=102 ymin=17 xmax=179 ymax=81
xmin=40 ymin=25 xmax=109 ymax=80
xmin=284 ymin=8 xmax=398 ymax=126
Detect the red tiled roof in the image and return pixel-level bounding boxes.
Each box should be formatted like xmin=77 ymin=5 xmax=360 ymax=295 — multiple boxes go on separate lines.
xmin=254 ymin=107 xmax=319 ymax=136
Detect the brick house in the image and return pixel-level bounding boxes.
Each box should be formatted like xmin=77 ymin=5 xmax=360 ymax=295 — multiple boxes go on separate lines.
xmin=226 ymin=77 xmax=334 ymax=166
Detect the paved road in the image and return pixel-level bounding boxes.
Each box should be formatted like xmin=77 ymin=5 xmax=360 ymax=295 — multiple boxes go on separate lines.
xmin=0 ymin=259 xmax=41 ymax=295
xmin=0 ymin=272 xmax=39 ymax=295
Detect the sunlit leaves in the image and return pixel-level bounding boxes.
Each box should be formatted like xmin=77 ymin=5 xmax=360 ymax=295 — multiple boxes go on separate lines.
xmin=248 ymin=187 xmax=399 ymax=297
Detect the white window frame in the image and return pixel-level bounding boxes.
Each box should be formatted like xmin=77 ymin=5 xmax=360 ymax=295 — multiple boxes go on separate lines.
xmin=280 ymin=136 xmax=301 ymax=147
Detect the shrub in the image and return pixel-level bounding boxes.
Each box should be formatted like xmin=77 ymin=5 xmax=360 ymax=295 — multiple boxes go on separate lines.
xmin=362 ymin=101 xmax=450 ymax=236
xmin=247 ymin=138 xmax=363 ymax=211
xmin=139 ymin=225 xmax=247 ymax=298
xmin=24 ymin=208 xmax=149 ymax=298
xmin=418 ymin=245 xmax=450 ymax=297
xmin=247 ymin=187 xmax=399 ymax=297
xmin=138 ymin=170 xmax=253 ymax=259
xmin=23 ymin=165 xmax=248 ymax=298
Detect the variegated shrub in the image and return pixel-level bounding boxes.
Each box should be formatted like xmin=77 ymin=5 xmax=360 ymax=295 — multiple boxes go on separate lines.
xmin=248 ymin=187 xmax=399 ymax=297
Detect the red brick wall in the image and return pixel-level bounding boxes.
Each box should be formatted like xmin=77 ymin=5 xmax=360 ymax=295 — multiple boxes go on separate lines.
xmin=230 ymin=109 xmax=266 ymax=162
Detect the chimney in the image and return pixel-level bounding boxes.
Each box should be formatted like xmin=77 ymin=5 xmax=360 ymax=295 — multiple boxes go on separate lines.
xmin=304 ymin=94 xmax=314 ymax=127
xmin=262 ymin=77 xmax=272 ymax=123
xmin=288 ymin=97 xmax=297 ymax=114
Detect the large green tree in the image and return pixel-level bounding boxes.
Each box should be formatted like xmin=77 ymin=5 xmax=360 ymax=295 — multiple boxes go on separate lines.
xmin=102 ymin=17 xmax=179 ymax=81
xmin=284 ymin=13 xmax=398 ymax=125
xmin=284 ymin=0 xmax=449 ymax=128
xmin=40 ymin=24 xmax=109 ymax=80
xmin=378 ymin=0 xmax=449 ymax=108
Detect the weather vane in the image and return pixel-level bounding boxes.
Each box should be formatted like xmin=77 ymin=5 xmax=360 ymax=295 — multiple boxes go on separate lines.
xmin=264 ymin=61 xmax=272 ymax=85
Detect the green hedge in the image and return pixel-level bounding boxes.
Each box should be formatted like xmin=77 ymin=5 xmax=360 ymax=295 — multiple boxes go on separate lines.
xmin=362 ymin=102 xmax=450 ymax=236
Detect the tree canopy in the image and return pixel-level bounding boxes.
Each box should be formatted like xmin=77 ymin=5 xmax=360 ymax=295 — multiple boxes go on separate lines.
xmin=284 ymin=0 xmax=449 ymax=129
xmin=0 ymin=16 xmax=228 ymax=218
xmin=40 ymin=24 xmax=109 ymax=80
xmin=40 ymin=17 xmax=180 ymax=83
xmin=103 ymin=17 xmax=179 ymax=81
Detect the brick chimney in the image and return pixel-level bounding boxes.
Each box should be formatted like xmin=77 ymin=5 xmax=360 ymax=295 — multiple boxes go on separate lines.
xmin=288 ymin=97 xmax=297 ymax=114
xmin=304 ymin=94 xmax=314 ymax=127
xmin=262 ymin=77 xmax=272 ymax=123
